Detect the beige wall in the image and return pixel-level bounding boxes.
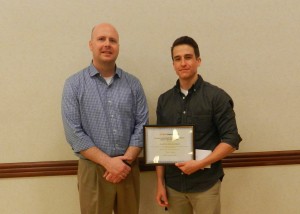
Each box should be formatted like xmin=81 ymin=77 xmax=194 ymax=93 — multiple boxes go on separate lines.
xmin=1 ymin=0 xmax=299 ymax=213
xmin=1 ymin=168 xmax=300 ymax=214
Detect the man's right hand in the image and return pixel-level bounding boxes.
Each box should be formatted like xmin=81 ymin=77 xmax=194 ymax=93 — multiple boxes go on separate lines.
xmin=156 ymin=183 xmax=169 ymax=208
xmin=103 ymin=156 xmax=131 ymax=183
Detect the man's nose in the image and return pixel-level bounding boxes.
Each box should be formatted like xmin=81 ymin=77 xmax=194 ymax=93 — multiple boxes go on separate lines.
xmin=180 ymin=59 xmax=186 ymax=66
xmin=104 ymin=39 xmax=110 ymax=46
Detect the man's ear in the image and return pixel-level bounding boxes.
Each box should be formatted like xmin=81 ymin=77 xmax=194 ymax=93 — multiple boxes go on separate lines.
xmin=88 ymin=41 xmax=92 ymax=51
xmin=197 ymin=57 xmax=202 ymax=66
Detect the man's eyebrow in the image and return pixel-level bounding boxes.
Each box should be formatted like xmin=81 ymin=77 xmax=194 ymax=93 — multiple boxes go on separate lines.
xmin=173 ymin=53 xmax=193 ymax=58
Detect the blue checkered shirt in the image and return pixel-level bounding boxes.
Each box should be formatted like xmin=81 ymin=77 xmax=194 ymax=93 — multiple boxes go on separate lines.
xmin=61 ymin=63 xmax=149 ymax=158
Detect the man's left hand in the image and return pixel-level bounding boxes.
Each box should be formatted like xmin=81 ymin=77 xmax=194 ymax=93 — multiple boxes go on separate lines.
xmin=175 ymin=160 xmax=204 ymax=175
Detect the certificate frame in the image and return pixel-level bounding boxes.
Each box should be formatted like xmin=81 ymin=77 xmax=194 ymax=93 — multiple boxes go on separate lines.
xmin=143 ymin=125 xmax=195 ymax=165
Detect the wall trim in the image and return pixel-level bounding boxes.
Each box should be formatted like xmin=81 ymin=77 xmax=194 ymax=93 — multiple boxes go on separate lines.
xmin=1 ymin=150 xmax=300 ymax=178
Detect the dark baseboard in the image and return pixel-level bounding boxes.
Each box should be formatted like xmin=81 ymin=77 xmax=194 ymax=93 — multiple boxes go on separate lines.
xmin=1 ymin=150 xmax=300 ymax=178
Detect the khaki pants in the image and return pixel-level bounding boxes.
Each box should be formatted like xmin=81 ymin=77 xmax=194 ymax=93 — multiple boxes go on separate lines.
xmin=77 ymin=159 xmax=140 ymax=214
xmin=166 ymin=180 xmax=221 ymax=214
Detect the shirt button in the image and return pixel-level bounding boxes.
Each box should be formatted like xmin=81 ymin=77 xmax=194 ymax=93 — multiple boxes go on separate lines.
xmin=183 ymin=111 xmax=186 ymax=114
xmin=181 ymin=172 xmax=184 ymax=175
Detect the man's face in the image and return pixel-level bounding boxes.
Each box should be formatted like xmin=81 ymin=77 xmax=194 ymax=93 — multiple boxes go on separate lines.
xmin=89 ymin=24 xmax=119 ymax=65
xmin=172 ymin=44 xmax=201 ymax=81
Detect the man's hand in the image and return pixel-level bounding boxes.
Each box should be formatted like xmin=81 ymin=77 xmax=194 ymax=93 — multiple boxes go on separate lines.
xmin=175 ymin=160 xmax=204 ymax=175
xmin=156 ymin=183 xmax=169 ymax=208
xmin=103 ymin=156 xmax=131 ymax=183
xmin=103 ymin=171 xmax=125 ymax=183
xmin=176 ymin=143 xmax=236 ymax=175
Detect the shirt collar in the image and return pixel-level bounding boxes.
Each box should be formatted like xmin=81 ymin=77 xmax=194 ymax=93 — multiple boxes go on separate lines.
xmin=88 ymin=62 xmax=122 ymax=78
xmin=174 ymin=74 xmax=204 ymax=94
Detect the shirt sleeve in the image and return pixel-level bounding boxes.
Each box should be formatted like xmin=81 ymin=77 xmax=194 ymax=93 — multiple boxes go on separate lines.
xmin=128 ymin=80 xmax=149 ymax=148
xmin=61 ymin=79 xmax=96 ymax=153
xmin=213 ymin=90 xmax=242 ymax=149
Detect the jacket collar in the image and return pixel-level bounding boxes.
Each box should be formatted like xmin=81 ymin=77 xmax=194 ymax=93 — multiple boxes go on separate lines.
xmin=174 ymin=74 xmax=203 ymax=94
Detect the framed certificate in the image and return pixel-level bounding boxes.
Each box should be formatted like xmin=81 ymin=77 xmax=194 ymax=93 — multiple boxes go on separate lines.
xmin=143 ymin=125 xmax=195 ymax=165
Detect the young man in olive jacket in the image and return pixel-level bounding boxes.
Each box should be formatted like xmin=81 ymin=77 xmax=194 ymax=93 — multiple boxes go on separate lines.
xmin=155 ymin=36 xmax=242 ymax=214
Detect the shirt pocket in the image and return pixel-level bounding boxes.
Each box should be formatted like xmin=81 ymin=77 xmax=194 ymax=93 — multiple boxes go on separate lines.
xmin=116 ymin=88 xmax=134 ymax=116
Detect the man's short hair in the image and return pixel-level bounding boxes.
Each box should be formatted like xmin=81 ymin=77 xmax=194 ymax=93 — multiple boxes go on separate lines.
xmin=171 ymin=36 xmax=200 ymax=60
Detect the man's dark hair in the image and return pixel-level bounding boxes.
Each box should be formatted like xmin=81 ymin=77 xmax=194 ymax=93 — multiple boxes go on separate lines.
xmin=171 ymin=36 xmax=200 ymax=60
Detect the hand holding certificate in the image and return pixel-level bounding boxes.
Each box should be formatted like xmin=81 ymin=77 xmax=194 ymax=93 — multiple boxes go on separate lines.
xmin=143 ymin=125 xmax=195 ymax=165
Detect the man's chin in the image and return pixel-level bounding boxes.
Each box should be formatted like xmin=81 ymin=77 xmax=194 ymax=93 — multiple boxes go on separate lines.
xmin=100 ymin=57 xmax=117 ymax=63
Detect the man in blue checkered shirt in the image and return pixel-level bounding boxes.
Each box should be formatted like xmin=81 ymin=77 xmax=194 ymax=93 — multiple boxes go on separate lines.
xmin=61 ymin=23 xmax=149 ymax=214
